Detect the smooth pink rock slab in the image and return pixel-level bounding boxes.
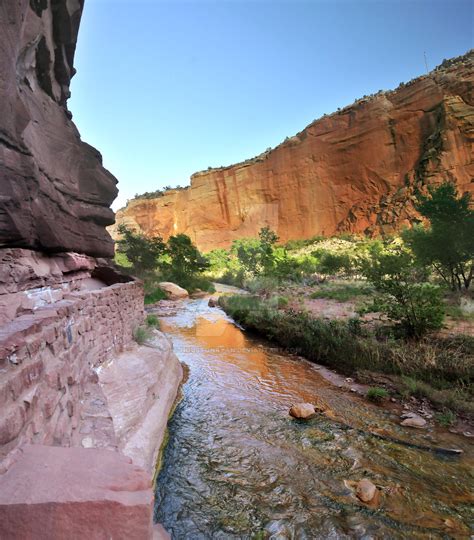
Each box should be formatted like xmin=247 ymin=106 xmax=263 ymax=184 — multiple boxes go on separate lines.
xmin=0 ymin=445 xmax=154 ymax=539
xmin=98 ymin=335 xmax=183 ymax=475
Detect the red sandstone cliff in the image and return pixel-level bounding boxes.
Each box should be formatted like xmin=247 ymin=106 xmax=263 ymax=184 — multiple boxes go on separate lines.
xmin=0 ymin=3 xmax=180 ymax=538
xmin=0 ymin=0 xmax=117 ymax=257
xmin=113 ymin=52 xmax=473 ymax=252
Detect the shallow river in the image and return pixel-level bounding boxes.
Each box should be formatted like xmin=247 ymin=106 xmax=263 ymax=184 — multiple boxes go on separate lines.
xmin=154 ymin=293 xmax=473 ymax=539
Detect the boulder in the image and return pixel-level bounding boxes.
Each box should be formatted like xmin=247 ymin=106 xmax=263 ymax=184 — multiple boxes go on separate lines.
xmin=289 ymin=403 xmax=317 ymax=419
xmin=98 ymin=340 xmax=183 ymax=474
xmin=158 ymin=282 xmax=189 ymax=300
xmin=356 ymin=478 xmax=378 ymax=503
xmin=400 ymin=413 xmax=427 ymax=428
xmin=208 ymin=297 xmax=218 ymax=307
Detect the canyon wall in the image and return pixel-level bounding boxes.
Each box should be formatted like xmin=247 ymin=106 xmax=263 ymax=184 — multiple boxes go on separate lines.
xmin=0 ymin=2 xmax=181 ymax=538
xmin=0 ymin=0 xmax=117 ymax=257
xmin=114 ymin=52 xmax=473 ymax=252
xmin=0 ymin=251 xmax=143 ymax=460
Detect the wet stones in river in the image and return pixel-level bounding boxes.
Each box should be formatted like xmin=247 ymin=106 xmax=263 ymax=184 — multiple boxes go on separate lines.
xmin=344 ymin=478 xmax=379 ymax=504
xmin=400 ymin=412 xmax=427 ymax=428
xmin=289 ymin=401 xmax=326 ymax=419
xmin=356 ymin=478 xmax=378 ymax=503
xmin=289 ymin=403 xmax=317 ymax=419
xmin=208 ymin=297 xmax=218 ymax=307
xmin=289 ymin=398 xmax=329 ymax=419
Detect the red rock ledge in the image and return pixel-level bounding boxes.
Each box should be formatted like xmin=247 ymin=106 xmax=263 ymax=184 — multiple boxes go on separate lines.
xmin=0 ymin=250 xmax=182 ymax=539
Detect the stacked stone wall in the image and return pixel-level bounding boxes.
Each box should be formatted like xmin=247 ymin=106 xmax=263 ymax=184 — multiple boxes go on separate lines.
xmin=0 ymin=279 xmax=144 ymax=463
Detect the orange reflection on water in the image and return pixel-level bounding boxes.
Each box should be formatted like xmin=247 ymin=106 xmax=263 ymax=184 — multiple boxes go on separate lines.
xmin=156 ymin=301 xmax=474 ymax=537
xmin=174 ymin=314 xmax=331 ymax=404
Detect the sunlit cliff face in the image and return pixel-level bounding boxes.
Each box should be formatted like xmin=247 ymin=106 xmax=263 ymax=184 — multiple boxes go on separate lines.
xmin=112 ymin=53 xmax=473 ymax=252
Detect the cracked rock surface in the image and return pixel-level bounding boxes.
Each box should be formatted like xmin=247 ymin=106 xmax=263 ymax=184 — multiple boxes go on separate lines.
xmin=0 ymin=0 xmax=118 ymax=257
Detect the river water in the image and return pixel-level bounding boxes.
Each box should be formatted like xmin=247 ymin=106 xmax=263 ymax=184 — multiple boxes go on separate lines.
xmin=153 ymin=292 xmax=473 ymax=539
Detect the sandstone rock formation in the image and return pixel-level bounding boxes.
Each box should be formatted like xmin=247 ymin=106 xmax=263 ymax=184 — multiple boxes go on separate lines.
xmin=0 ymin=0 xmax=118 ymax=257
xmin=158 ymin=281 xmax=189 ymax=300
xmin=0 ymin=445 xmax=156 ymax=539
xmin=99 ymin=330 xmax=183 ymax=473
xmin=0 ymin=3 xmax=182 ymax=538
xmin=289 ymin=402 xmax=317 ymax=419
xmin=113 ymin=51 xmax=473 ymax=251
xmin=0 ymin=249 xmax=185 ymax=539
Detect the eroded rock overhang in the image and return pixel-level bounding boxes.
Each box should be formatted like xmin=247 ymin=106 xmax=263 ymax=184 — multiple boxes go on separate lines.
xmin=0 ymin=0 xmax=118 ymax=257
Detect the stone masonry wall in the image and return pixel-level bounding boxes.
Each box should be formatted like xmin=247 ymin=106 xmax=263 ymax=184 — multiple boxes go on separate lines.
xmin=0 ymin=278 xmax=144 ymax=465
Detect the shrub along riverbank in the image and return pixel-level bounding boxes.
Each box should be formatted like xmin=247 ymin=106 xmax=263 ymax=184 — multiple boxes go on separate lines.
xmin=218 ymin=295 xmax=474 ymax=416
xmin=207 ymin=182 xmax=473 ymax=340
xmin=114 ymin=226 xmax=215 ymax=301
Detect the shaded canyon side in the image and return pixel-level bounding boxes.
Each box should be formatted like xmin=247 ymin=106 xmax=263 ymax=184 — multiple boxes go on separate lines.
xmin=0 ymin=0 xmax=117 ymax=257
xmin=114 ymin=51 xmax=473 ymax=251
xmin=0 ymin=2 xmax=181 ymax=539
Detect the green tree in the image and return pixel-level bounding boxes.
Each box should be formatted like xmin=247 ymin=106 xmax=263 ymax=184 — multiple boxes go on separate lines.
xmin=164 ymin=234 xmax=209 ymax=284
xmin=206 ymin=248 xmax=231 ymax=275
xmin=116 ymin=224 xmax=166 ymax=276
xmin=231 ymin=237 xmax=264 ymax=276
xmin=259 ymin=226 xmax=279 ymax=273
xmin=313 ymin=249 xmax=353 ymax=275
xmin=403 ymin=182 xmax=474 ymax=290
xmin=231 ymin=227 xmax=279 ymax=277
xmin=361 ymin=244 xmax=444 ymax=338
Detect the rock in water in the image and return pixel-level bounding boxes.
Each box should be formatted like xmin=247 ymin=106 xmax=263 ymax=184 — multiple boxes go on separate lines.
xmin=289 ymin=403 xmax=317 ymax=419
xmin=208 ymin=297 xmax=218 ymax=307
xmin=356 ymin=478 xmax=378 ymax=502
xmin=158 ymin=282 xmax=189 ymax=300
xmin=400 ymin=414 xmax=427 ymax=428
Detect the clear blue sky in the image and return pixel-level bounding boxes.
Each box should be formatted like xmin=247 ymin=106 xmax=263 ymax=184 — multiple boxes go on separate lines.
xmin=70 ymin=0 xmax=473 ymax=210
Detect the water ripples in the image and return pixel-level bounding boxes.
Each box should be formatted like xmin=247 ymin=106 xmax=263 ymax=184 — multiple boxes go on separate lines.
xmin=155 ymin=298 xmax=473 ymax=539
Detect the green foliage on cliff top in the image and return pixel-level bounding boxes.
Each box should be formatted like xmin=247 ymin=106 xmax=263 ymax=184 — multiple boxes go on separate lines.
xmin=131 ymin=185 xmax=187 ymax=202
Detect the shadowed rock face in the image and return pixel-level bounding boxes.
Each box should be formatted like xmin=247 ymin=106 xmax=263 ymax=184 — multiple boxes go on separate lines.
xmin=113 ymin=52 xmax=473 ymax=252
xmin=0 ymin=0 xmax=118 ymax=257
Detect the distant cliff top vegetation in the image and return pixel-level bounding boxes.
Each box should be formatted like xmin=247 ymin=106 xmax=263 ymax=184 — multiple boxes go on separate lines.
xmin=435 ymin=49 xmax=473 ymax=71
xmin=129 ymin=184 xmax=188 ymax=202
xmin=192 ymin=49 xmax=473 ymax=178
xmin=122 ymin=50 xmax=472 ymax=209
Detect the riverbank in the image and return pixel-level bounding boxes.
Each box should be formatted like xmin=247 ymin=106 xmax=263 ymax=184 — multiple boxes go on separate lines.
xmin=218 ymin=294 xmax=474 ymax=426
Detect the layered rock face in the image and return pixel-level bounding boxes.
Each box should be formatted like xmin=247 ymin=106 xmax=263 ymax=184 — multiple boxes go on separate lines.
xmin=0 ymin=251 xmax=144 ymax=461
xmin=0 ymin=3 xmax=182 ymax=538
xmin=0 ymin=0 xmax=117 ymax=257
xmin=0 ymin=250 xmax=184 ymax=538
xmin=114 ymin=52 xmax=473 ymax=251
